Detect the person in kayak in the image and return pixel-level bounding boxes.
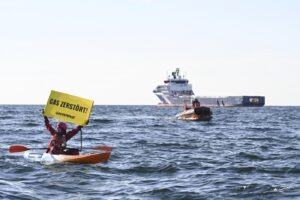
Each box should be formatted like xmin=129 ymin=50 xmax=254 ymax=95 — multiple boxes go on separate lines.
xmin=193 ymin=99 xmax=201 ymax=108
xmin=44 ymin=115 xmax=83 ymax=155
xmin=183 ymin=99 xmax=201 ymax=111
xmin=183 ymin=100 xmax=191 ymax=111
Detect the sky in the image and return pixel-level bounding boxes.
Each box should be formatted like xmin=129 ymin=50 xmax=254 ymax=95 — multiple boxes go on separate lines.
xmin=0 ymin=0 xmax=299 ymax=106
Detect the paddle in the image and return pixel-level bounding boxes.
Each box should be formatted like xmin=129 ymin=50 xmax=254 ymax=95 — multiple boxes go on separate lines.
xmin=9 ymin=146 xmax=45 ymax=153
xmin=9 ymin=145 xmax=112 ymax=153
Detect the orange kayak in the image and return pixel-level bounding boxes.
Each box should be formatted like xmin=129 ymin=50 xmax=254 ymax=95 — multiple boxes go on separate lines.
xmin=53 ymin=152 xmax=111 ymax=164
xmin=176 ymin=107 xmax=212 ymax=121
xmin=24 ymin=151 xmax=111 ymax=164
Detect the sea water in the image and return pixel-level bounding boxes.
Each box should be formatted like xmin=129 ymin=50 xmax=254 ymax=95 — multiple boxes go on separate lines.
xmin=0 ymin=105 xmax=299 ymax=199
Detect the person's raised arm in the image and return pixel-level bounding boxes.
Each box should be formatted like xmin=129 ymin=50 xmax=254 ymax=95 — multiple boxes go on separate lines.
xmin=66 ymin=125 xmax=82 ymax=141
xmin=66 ymin=120 xmax=89 ymax=140
xmin=43 ymin=111 xmax=55 ymax=135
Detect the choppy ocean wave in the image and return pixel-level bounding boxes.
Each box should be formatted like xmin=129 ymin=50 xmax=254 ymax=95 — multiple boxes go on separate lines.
xmin=0 ymin=105 xmax=299 ymax=199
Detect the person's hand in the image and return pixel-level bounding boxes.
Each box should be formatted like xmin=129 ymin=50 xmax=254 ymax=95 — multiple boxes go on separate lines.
xmin=42 ymin=110 xmax=48 ymax=121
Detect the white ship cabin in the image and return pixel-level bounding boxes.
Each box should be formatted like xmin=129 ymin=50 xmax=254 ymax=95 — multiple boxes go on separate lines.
xmin=164 ymin=68 xmax=194 ymax=96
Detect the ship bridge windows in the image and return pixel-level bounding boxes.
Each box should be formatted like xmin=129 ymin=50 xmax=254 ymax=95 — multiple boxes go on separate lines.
xmin=164 ymin=80 xmax=189 ymax=84
xmin=175 ymin=80 xmax=187 ymax=84
xmin=171 ymin=90 xmax=193 ymax=95
xmin=165 ymin=80 xmax=187 ymax=84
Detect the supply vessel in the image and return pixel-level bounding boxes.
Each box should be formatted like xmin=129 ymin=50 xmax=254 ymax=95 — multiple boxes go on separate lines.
xmin=153 ymin=68 xmax=265 ymax=107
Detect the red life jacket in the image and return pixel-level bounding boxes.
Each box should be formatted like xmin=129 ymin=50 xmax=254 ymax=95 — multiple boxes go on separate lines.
xmin=44 ymin=117 xmax=81 ymax=154
xmin=48 ymin=133 xmax=67 ymax=150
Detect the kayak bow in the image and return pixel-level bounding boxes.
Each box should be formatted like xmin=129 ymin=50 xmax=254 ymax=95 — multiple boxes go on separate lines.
xmin=24 ymin=151 xmax=111 ymax=164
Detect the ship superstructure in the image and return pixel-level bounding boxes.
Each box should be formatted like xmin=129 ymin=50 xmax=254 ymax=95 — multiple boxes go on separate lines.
xmin=153 ymin=68 xmax=195 ymax=106
xmin=153 ymin=68 xmax=265 ymax=107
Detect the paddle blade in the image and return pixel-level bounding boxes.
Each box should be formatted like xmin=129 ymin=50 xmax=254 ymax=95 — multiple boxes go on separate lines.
xmin=93 ymin=146 xmax=112 ymax=151
xmin=9 ymin=145 xmax=30 ymax=153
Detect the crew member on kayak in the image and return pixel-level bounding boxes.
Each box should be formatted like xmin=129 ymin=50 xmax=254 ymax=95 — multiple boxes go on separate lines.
xmin=183 ymin=99 xmax=201 ymax=111
xmin=183 ymin=100 xmax=190 ymax=111
xmin=193 ymin=99 xmax=201 ymax=108
xmin=43 ymin=112 xmax=84 ymax=155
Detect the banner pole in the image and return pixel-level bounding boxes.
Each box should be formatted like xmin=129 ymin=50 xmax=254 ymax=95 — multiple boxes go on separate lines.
xmin=80 ymin=129 xmax=83 ymax=151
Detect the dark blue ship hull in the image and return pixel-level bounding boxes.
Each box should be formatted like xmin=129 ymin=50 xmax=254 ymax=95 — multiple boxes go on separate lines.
xmin=196 ymin=96 xmax=265 ymax=107
xmin=241 ymin=96 xmax=265 ymax=107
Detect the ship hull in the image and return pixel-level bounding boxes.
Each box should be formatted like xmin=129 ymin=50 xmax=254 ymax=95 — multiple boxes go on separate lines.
xmin=156 ymin=95 xmax=265 ymax=107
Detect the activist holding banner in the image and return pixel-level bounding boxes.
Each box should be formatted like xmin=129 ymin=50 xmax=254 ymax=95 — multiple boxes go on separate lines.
xmin=43 ymin=91 xmax=94 ymax=155
xmin=43 ymin=112 xmax=86 ymax=155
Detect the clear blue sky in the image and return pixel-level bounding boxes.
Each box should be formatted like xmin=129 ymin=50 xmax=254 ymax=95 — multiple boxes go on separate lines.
xmin=0 ymin=0 xmax=299 ymax=105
